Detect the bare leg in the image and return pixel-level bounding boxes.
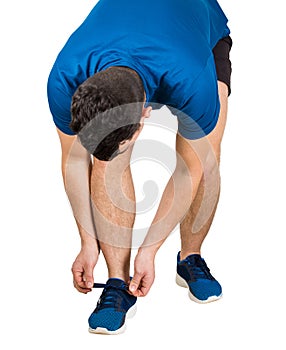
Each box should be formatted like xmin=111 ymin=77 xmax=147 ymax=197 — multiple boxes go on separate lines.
xmin=180 ymin=81 xmax=229 ymax=260
xmin=90 ymin=147 xmax=136 ymax=283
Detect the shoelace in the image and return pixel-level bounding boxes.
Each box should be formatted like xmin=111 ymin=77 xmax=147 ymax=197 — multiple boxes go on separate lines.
xmin=92 ymin=282 xmax=129 ymax=311
xmin=186 ymin=257 xmax=214 ymax=281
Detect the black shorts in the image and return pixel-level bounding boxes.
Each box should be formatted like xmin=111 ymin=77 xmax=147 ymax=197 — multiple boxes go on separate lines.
xmin=212 ymin=35 xmax=232 ymax=96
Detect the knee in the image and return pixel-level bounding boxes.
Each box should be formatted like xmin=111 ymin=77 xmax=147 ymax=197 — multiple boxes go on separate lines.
xmin=175 ymin=133 xmax=221 ymax=183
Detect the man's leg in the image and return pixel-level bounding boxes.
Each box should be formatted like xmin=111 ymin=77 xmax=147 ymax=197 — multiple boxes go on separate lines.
xmin=180 ymin=81 xmax=228 ymax=259
xmin=88 ymin=147 xmax=138 ymax=335
xmin=90 ymin=146 xmax=136 ymax=283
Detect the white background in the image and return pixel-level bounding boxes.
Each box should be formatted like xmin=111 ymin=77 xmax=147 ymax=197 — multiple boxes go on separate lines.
xmin=1 ymin=0 xmax=286 ymax=348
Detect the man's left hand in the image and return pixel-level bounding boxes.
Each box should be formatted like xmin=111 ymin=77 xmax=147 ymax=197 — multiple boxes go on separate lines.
xmin=129 ymin=248 xmax=155 ymax=297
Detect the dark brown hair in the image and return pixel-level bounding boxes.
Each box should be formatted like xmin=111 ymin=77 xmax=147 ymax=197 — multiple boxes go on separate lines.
xmin=70 ymin=67 xmax=145 ymax=160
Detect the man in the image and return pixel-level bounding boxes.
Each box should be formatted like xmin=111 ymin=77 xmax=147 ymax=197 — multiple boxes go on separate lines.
xmin=47 ymin=0 xmax=232 ymax=335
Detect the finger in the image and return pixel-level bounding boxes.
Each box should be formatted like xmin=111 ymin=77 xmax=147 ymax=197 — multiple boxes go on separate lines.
xmin=138 ymin=281 xmax=152 ymax=297
xmin=129 ymin=273 xmax=142 ymax=295
xmin=73 ymin=280 xmax=92 ymax=294
xmin=83 ymin=266 xmax=94 ymax=289
xmin=72 ymin=267 xmax=92 ymax=292
xmin=130 ymin=289 xmax=144 ymax=297
xmin=132 ymin=274 xmax=154 ymax=297
xmin=72 ymin=269 xmax=85 ymax=287
xmin=131 ymin=284 xmax=149 ymax=297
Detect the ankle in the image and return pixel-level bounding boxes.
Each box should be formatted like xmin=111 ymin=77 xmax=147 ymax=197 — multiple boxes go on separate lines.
xmin=180 ymin=250 xmax=201 ymax=261
xmin=108 ymin=272 xmax=130 ymax=284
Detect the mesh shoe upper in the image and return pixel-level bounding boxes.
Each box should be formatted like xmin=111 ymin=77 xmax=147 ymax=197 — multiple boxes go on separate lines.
xmin=88 ymin=278 xmax=137 ymax=332
xmin=177 ymin=253 xmax=222 ymax=301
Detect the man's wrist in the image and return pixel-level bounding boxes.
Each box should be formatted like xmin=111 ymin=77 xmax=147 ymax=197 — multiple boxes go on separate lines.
xmin=138 ymin=243 xmax=159 ymax=258
xmin=81 ymin=238 xmax=99 ymax=255
xmin=76 ymin=219 xmax=98 ymax=247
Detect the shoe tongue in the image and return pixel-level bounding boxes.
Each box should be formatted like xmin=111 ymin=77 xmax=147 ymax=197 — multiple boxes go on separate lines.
xmin=106 ymin=278 xmax=127 ymax=289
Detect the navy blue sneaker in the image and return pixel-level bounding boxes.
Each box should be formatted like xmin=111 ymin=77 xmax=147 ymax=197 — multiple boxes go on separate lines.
xmin=88 ymin=278 xmax=137 ymax=335
xmin=176 ymin=252 xmax=222 ymax=303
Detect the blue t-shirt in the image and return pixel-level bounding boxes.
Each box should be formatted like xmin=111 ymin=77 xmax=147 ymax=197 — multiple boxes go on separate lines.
xmin=47 ymin=0 xmax=230 ymax=139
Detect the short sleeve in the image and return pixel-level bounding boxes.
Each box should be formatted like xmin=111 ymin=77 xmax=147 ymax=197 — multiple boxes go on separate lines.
xmin=47 ymin=63 xmax=75 ymax=135
xmin=175 ymin=55 xmax=220 ymax=140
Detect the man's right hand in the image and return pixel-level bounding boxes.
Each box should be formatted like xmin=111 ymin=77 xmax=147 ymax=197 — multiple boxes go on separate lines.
xmin=71 ymin=245 xmax=99 ymax=294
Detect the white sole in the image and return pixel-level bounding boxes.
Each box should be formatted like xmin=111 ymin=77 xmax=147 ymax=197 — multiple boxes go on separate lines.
xmin=88 ymin=304 xmax=137 ymax=335
xmin=176 ymin=273 xmax=223 ymax=304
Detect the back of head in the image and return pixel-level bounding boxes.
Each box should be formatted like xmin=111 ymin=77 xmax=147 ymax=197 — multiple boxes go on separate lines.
xmin=70 ymin=67 xmax=145 ymax=160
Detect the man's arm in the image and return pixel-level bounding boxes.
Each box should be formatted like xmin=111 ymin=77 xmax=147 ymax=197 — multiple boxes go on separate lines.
xmin=56 ymin=128 xmax=99 ymax=293
xmin=129 ymin=132 xmax=219 ymax=296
